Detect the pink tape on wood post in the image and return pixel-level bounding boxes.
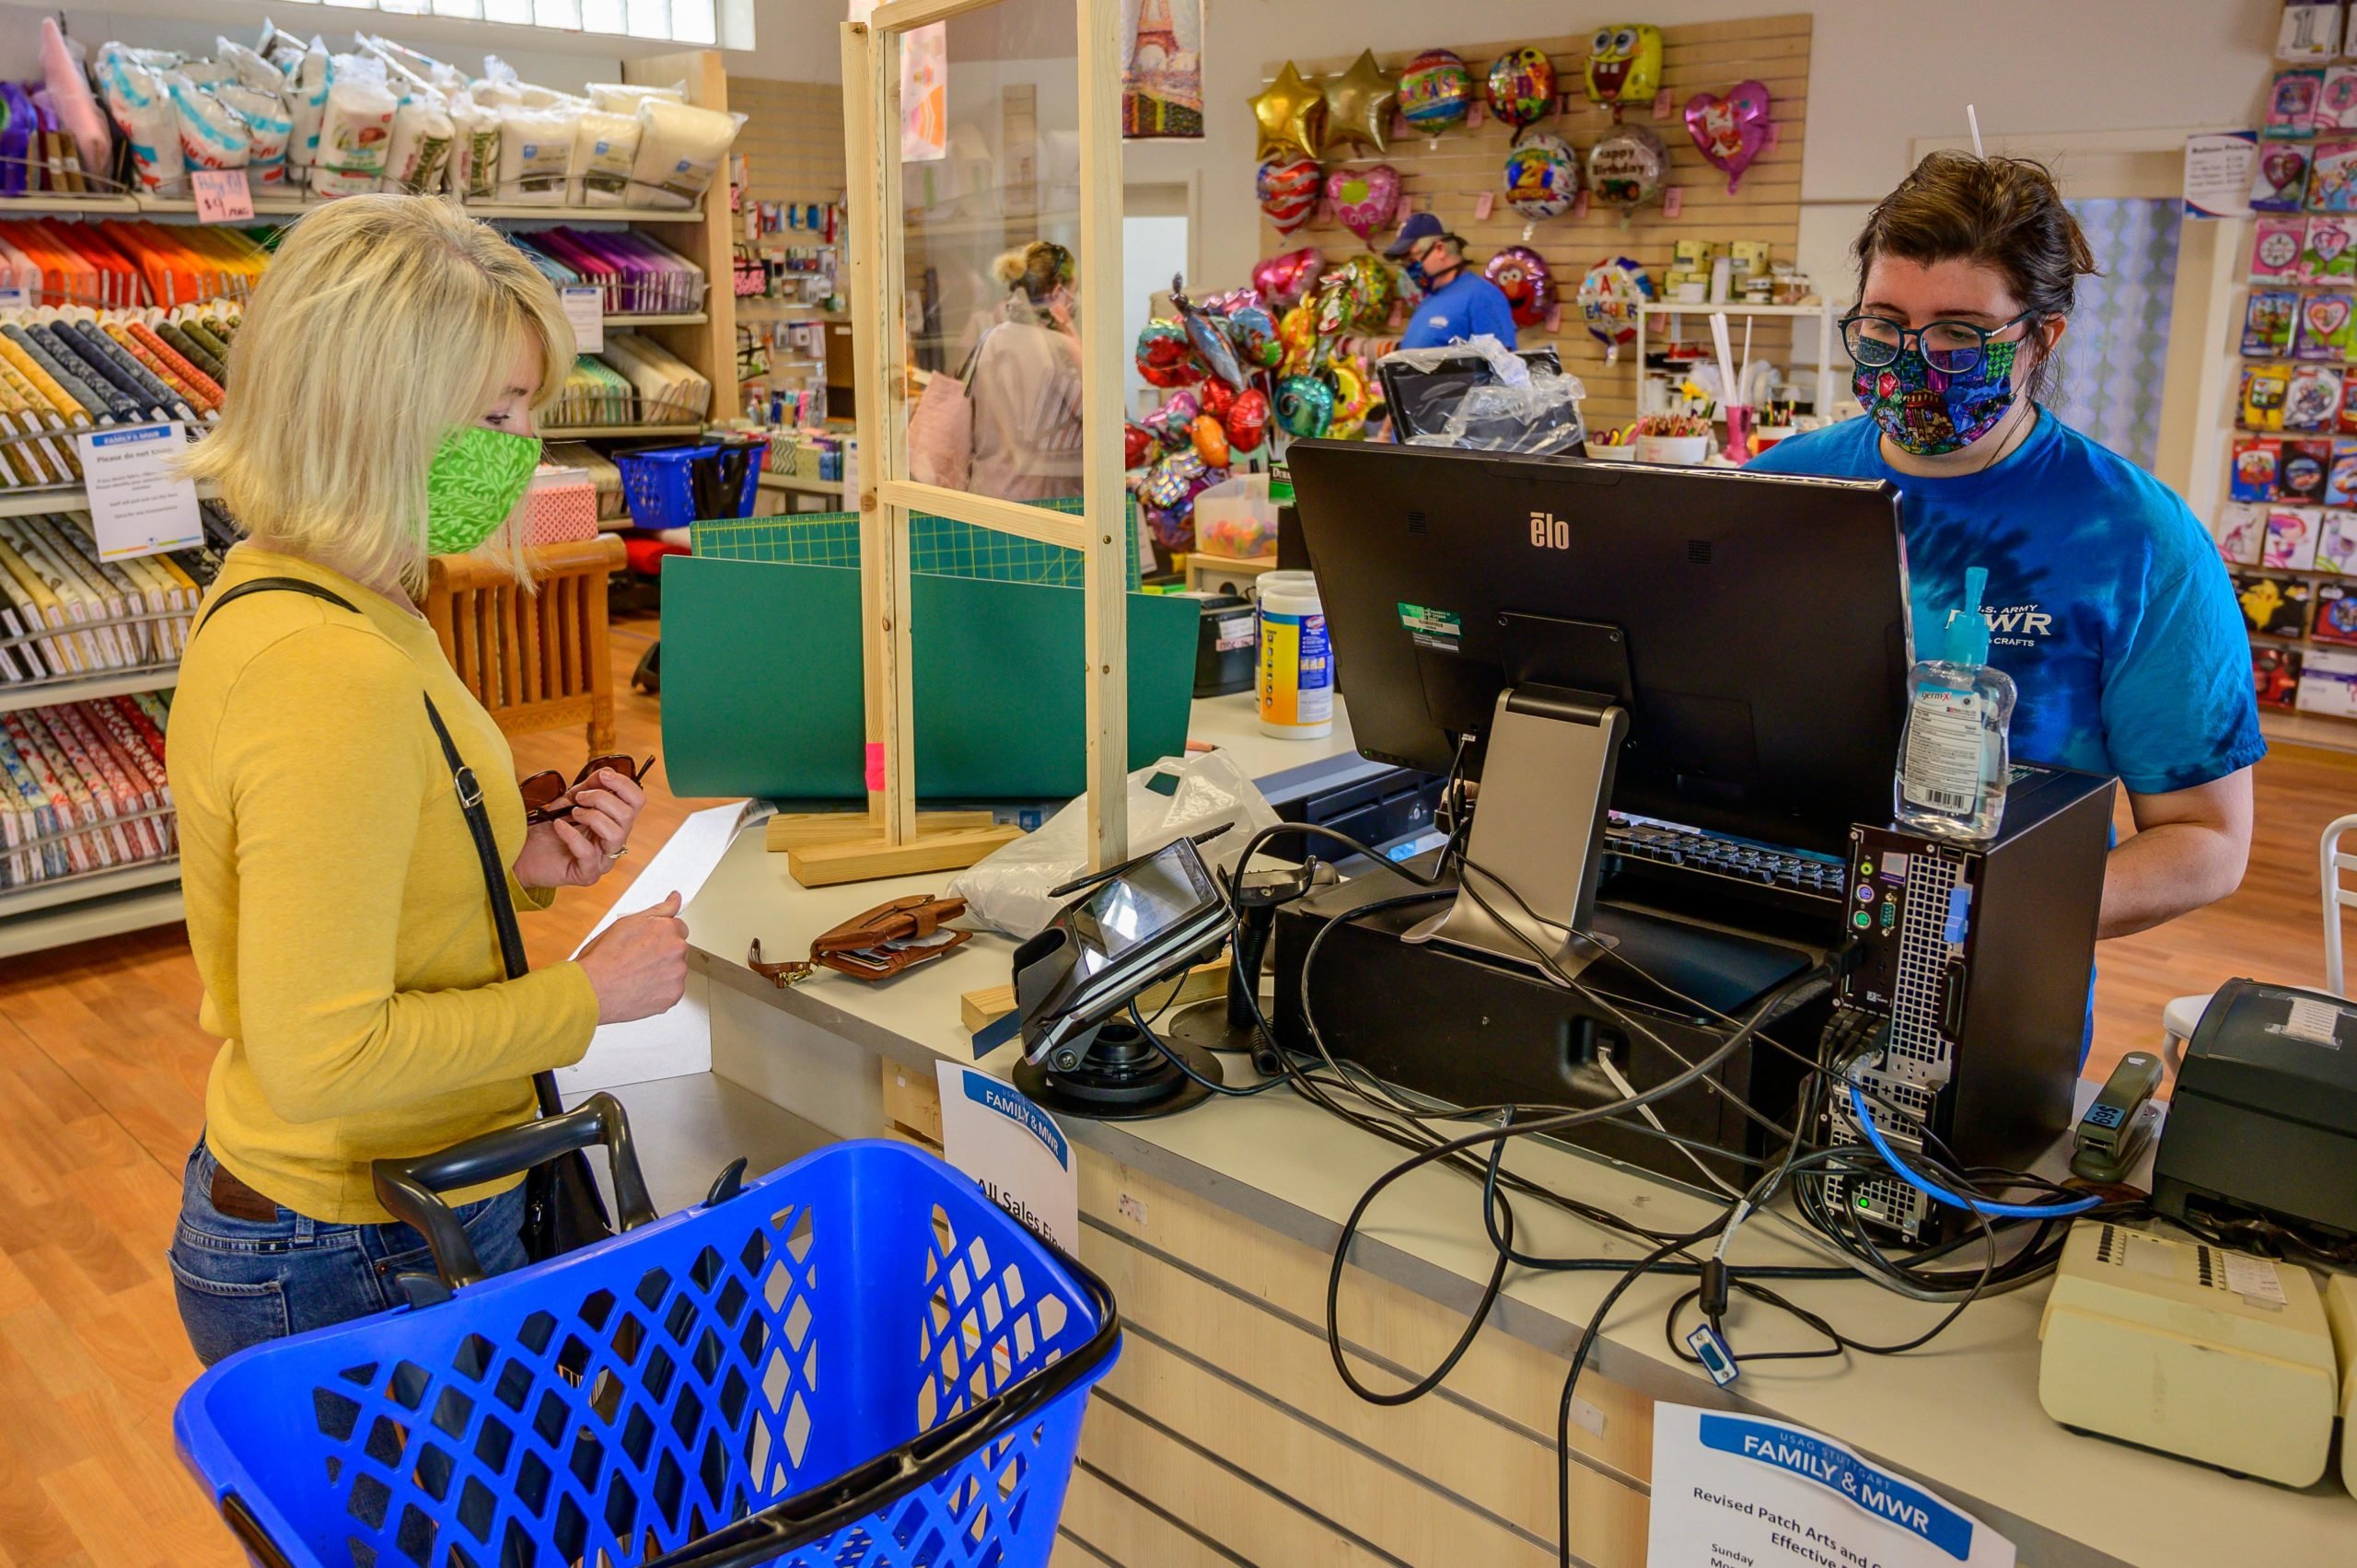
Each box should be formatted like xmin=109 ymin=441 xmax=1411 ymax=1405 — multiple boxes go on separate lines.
xmin=865 ymin=742 xmax=887 ymax=793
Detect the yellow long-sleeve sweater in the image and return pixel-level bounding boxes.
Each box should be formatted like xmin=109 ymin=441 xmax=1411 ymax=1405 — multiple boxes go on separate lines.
xmin=168 ymin=546 xmax=598 ymax=1223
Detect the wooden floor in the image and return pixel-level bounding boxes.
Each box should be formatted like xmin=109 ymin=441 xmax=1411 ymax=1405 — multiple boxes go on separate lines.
xmin=0 ymin=605 xmax=2342 ymax=1565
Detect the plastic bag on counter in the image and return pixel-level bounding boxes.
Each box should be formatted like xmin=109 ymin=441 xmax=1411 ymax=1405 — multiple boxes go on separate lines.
xmin=217 ymin=82 xmax=291 ymax=184
xmin=1392 ymin=334 xmax=1587 ymax=456
xmin=447 ymin=90 xmax=499 ymax=200
xmin=97 ymin=44 xmax=184 ymax=194
xmin=281 ymin=36 xmax=330 ymax=186
xmin=311 ymin=54 xmax=398 ymax=197
xmin=947 ymin=750 xmax=1280 ymax=940
xmin=628 ymin=98 xmax=744 ymax=210
xmin=495 ymin=103 xmax=575 ymax=205
xmin=569 ymin=108 xmax=640 ymax=207
xmin=383 ymin=89 xmax=453 ymax=195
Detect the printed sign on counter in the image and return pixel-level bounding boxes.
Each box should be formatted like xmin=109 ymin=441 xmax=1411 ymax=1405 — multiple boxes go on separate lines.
xmin=76 ymin=422 xmax=201 ymax=561
xmin=1649 ymin=1405 xmax=2016 ymax=1568
xmin=562 ymin=285 xmax=605 ymax=354
xmin=936 ymin=1063 xmax=1079 ymax=1255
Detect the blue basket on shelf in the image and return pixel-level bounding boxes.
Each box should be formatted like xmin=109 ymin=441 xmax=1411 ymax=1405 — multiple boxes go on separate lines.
xmin=175 ymin=1098 xmax=1120 ymax=1568
xmin=615 ymin=437 xmax=770 ymax=530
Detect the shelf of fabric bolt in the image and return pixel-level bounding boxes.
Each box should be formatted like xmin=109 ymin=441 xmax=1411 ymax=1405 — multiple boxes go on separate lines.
xmin=0 ymin=662 xmax=180 ymax=716
xmin=0 ymin=855 xmax=182 ymax=960
xmin=0 ymin=479 xmax=221 ymax=520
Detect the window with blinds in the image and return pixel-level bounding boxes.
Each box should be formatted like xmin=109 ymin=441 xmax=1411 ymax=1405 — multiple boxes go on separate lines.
xmin=339 ymin=0 xmax=754 ymax=51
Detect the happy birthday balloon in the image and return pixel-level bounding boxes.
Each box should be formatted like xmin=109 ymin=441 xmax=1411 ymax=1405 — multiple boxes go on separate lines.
xmin=1484 ymin=47 xmax=1557 ymax=140
xmin=1322 ymin=50 xmax=1399 ymax=156
xmin=1586 ymin=123 xmax=1670 ymax=215
xmin=1575 ymin=256 xmax=1655 ymax=363
xmin=1275 ymin=374 xmax=1336 ymax=438
xmin=1225 ymin=305 xmax=1282 ymax=369
xmin=1226 ymin=387 xmax=1271 ymax=453
xmin=1134 ymin=319 xmax=1203 ymax=388
xmin=1583 ymin=24 xmax=1663 ymax=107
xmin=1253 ymin=248 xmax=1327 ymax=309
xmin=1484 ymin=245 xmax=1555 ymax=329
xmin=1398 ymin=50 xmax=1473 ymax=134
xmin=1327 ymin=164 xmax=1401 ymax=246
xmin=1257 ymin=157 xmax=1322 ymax=236
xmin=1684 ymin=80 xmax=1772 ymax=194
xmin=1503 ymin=134 xmax=1580 ymax=228
xmin=1249 ymin=64 xmax=1327 ymax=162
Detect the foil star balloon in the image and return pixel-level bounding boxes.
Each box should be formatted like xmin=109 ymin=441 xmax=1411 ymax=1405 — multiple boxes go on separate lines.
xmin=1249 ymin=64 xmax=1328 ymax=163
xmin=1322 ymin=50 xmax=1399 ymax=156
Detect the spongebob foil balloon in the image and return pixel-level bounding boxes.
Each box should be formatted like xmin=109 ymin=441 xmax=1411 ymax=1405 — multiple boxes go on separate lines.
xmin=1583 ymin=24 xmax=1663 ymax=108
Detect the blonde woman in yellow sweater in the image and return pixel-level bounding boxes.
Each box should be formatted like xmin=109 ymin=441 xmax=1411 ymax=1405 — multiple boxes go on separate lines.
xmin=166 ymin=197 xmax=689 ymax=1366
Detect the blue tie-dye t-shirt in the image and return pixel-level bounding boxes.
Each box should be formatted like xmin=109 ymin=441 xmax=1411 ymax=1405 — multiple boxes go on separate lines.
xmin=1747 ymin=409 xmax=2266 ymax=796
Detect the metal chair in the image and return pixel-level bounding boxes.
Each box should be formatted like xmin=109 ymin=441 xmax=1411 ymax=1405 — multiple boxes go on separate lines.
xmin=2161 ymin=811 xmax=2357 ymax=1070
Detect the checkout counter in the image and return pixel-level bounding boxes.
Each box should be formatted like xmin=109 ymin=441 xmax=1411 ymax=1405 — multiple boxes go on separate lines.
xmin=657 ymin=692 xmax=2357 ymax=1568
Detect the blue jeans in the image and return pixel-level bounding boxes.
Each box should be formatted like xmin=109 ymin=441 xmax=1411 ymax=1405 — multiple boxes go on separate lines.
xmin=168 ymin=1138 xmax=529 ymax=1367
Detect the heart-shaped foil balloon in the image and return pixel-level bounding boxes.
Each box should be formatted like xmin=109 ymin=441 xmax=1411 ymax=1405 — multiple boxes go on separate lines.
xmin=1253 ymin=248 xmax=1327 ymax=309
xmin=2258 ymin=144 xmax=2310 ymax=210
xmin=1199 ymin=378 xmax=1237 ymax=419
xmin=1134 ymin=319 xmax=1204 ymax=388
xmin=1257 ymin=157 xmax=1323 ymax=236
xmin=2307 ymin=293 xmax=2352 ymax=343
xmin=1327 ymin=164 xmax=1402 ymax=246
xmin=1225 ymin=387 xmax=1272 ymax=453
xmin=1483 ymin=244 xmax=1555 ymax=329
xmin=2313 ymin=218 xmax=2354 ymax=266
xmin=1683 ymin=80 xmax=1772 ymax=194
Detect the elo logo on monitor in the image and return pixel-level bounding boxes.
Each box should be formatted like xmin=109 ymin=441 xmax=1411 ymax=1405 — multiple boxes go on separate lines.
xmin=1528 ymin=511 xmax=1571 ymax=550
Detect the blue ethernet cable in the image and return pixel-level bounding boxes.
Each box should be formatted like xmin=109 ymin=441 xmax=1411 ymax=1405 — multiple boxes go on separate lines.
xmin=1846 ymin=1083 xmax=2102 ymax=1220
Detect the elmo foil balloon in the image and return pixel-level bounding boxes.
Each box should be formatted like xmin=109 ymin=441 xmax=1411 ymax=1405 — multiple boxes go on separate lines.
xmin=1171 ymin=279 xmax=1249 ymax=390
xmin=1252 ymin=247 xmax=1326 ymax=308
xmin=1123 ymin=423 xmax=1155 ymax=469
xmin=1503 ymin=134 xmax=1580 ymax=229
xmin=1338 ymin=253 xmax=1398 ymax=331
xmin=1484 ymin=244 xmax=1554 ymax=329
xmin=1587 ymin=123 xmax=1669 ymax=215
xmin=1399 ymin=51 xmax=1473 ymax=135
xmin=1583 ymin=24 xmax=1663 ymax=107
xmin=1257 ymin=157 xmax=1322 ymax=236
xmin=1192 ymin=413 xmax=1232 ymax=468
xmin=1135 ymin=319 xmax=1203 ymax=388
xmin=1575 ymin=256 xmax=1654 ymax=363
xmin=1225 ymin=305 xmax=1282 ymax=369
xmin=1327 ymin=164 xmax=1401 ymax=246
xmin=1275 ymin=374 xmax=1336 ymax=438
xmin=1485 ymin=48 xmax=1557 ymax=140
xmin=1226 ymin=387 xmax=1271 ymax=452
xmin=1684 ymin=80 xmax=1772 ymax=194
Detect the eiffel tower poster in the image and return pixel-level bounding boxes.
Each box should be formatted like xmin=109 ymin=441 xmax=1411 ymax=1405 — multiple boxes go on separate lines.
xmin=1123 ymin=0 xmax=1203 ymax=139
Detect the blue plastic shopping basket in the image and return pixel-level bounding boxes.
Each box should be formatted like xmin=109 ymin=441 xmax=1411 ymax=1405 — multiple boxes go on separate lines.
xmin=616 ymin=439 xmax=770 ymax=531
xmin=175 ymin=1097 xmax=1120 ymax=1568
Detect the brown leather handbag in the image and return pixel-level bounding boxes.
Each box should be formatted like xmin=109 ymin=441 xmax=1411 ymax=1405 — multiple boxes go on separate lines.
xmin=749 ymin=894 xmax=971 ymax=985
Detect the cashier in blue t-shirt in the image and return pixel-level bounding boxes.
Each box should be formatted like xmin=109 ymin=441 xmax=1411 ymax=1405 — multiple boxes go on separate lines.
xmin=1386 ymin=214 xmax=1519 ymax=352
xmin=1747 ymin=152 xmax=2262 ymax=941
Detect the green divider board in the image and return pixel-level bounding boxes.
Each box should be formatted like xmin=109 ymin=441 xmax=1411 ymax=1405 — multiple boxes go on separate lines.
xmin=691 ymin=497 xmax=1142 ymax=588
xmin=660 ymin=555 xmax=1194 ymax=801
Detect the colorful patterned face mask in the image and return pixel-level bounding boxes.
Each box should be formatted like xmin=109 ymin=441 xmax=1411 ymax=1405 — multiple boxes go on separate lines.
xmin=1852 ymin=338 xmax=2020 ymax=458
xmin=425 ymin=425 xmax=541 ymax=554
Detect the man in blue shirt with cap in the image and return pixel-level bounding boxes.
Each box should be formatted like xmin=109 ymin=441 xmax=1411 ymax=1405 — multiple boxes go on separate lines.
xmin=1387 ymin=214 xmax=1519 ymax=351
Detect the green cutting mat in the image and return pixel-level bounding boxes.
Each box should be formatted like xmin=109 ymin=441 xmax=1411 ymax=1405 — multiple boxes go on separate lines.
xmin=691 ymin=497 xmax=1142 ymax=588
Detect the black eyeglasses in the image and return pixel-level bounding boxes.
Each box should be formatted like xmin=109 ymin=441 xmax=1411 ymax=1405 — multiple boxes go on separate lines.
xmin=1840 ymin=309 xmax=2036 ymax=376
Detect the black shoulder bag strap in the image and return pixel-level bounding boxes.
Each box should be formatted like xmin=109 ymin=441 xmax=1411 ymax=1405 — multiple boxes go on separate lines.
xmin=198 ymin=576 xmax=613 ymax=1259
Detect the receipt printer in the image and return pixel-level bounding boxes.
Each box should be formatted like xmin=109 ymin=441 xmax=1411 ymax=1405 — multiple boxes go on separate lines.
xmin=2151 ymin=978 xmax=2357 ymax=1243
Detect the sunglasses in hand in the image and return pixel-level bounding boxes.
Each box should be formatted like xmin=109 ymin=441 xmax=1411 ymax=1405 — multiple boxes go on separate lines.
xmin=520 ymin=754 xmax=656 ymax=826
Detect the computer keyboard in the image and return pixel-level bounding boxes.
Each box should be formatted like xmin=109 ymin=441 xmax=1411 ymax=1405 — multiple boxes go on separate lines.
xmin=1602 ymin=817 xmax=1849 ymax=923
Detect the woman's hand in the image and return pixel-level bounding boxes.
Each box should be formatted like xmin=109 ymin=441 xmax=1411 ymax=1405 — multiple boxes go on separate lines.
xmin=575 ymin=891 xmax=691 ymax=1024
xmin=514 ymin=766 xmax=647 ymax=889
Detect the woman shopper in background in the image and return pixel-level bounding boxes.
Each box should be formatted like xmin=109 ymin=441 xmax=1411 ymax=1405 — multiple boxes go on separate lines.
xmin=166 ymin=196 xmax=690 ymax=1365
xmin=966 ymin=239 xmax=1086 ymax=502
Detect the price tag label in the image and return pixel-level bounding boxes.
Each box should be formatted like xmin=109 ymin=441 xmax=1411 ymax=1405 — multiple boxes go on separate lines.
xmin=1663 ymin=186 xmax=1686 ymax=219
xmin=192 ymin=168 xmax=254 ymax=224
xmin=1473 ymin=191 xmax=1495 ymax=221
xmin=1573 ymin=188 xmax=1592 ymax=221
xmin=1652 ymin=87 xmax=1672 ymax=120
xmin=562 ymin=285 xmax=605 ymax=354
xmin=0 ymin=286 xmax=28 ymax=310
xmin=76 ymin=422 xmax=201 ymax=560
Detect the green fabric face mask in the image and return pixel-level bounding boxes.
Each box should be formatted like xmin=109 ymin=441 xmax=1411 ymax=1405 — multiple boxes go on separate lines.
xmin=425 ymin=425 xmax=542 ymax=554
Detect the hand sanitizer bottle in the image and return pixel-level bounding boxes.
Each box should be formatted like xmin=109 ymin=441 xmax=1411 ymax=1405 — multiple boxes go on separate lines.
xmin=1894 ymin=566 xmax=2016 ymax=841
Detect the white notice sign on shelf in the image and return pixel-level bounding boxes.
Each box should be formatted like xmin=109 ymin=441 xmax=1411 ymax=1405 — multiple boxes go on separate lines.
xmin=1649 ymin=1405 xmax=2015 ymax=1568
xmin=563 ymin=285 xmax=605 ymax=354
xmin=76 ymin=422 xmax=200 ymax=561
xmin=2183 ymin=131 xmax=2257 ymax=220
xmin=936 ymin=1063 xmax=1078 ymax=1254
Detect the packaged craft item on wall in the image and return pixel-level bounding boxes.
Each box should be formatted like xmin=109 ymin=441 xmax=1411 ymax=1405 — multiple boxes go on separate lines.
xmin=569 ymin=109 xmax=641 ymax=207
xmin=95 ymin=45 xmax=184 ymax=195
xmin=628 ymin=98 xmax=746 ymax=210
xmin=312 ymin=55 xmax=399 ymax=197
xmin=383 ymin=91 xmax=455 ymax=195
xmin=447 ymin=92 xmax=500 ymax=201
xmin=495 ymin=104 xmax=575 ymax=206
xmin=217 ymin=82 xmax=293 ymax=185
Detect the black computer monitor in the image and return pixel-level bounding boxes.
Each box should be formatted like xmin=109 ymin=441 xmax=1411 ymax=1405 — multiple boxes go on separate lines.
xmin=1284 ymin=439 xmax=1910 ymax=969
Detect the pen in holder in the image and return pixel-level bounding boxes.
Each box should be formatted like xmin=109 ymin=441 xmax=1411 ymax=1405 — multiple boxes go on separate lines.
xmin=1723 ymin=403 xmax=1755 ymax=465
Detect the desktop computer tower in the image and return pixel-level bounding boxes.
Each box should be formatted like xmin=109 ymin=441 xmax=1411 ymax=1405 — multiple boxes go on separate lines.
xmin=1828 ymin=764 xmax=2115 ymax=1243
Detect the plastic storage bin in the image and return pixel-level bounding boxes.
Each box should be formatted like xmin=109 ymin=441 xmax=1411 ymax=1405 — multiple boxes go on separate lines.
xmin=1191 ymin=474 xmax=1280 ymax=559
xmin=176 ymin=1112 xmax=1120 ymax=1568
xmin=615 ymin=439 xmax=769 ymax=530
